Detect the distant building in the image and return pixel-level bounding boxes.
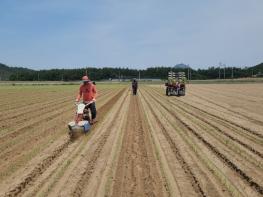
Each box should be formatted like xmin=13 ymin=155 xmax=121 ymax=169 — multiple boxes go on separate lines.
xmin=256 ymin=71 xmax=263 ymax=77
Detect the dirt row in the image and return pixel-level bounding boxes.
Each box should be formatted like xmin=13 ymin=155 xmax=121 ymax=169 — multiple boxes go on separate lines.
xmin=0 ymin=84 xmax=262 ymax=197
xmin=0 ymin=86 xmax=125 ymax=196
xmin=139 ymin=85 xmax=263 ymax=197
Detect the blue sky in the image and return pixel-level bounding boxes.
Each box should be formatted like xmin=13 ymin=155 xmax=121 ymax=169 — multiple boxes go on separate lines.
xmin=0 ymin=0 xmax=262 ymax=69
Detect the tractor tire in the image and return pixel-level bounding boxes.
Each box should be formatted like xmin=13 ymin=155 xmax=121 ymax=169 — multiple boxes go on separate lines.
xmin=182 ymin=88 xmax=186 ymax=96
xmin=176 ymin=88 xmax=180 ymax=96
xmin=166 ymin=87 xmax=169 ymax=96
xmin=180 ymin=89 xmax=185 ymax=96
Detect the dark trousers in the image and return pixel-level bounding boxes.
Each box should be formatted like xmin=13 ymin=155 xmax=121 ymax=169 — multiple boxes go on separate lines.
xmin=132 ymin=88 xmax=137 ymax=95
xmin=85 ymin=102 xmax=97 ymax=119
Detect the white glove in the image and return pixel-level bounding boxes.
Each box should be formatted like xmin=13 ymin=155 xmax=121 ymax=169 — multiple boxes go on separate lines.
xmin=75 ymin=100 xmax=79 ymax=105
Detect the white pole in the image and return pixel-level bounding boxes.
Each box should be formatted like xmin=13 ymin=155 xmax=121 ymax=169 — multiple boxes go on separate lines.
xmin=224 ymin=66 xmax=226 ymax=79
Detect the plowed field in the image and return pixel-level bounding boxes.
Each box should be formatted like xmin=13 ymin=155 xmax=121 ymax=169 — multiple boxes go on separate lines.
xmin=0 ymin=83 xmax=262 ymax=197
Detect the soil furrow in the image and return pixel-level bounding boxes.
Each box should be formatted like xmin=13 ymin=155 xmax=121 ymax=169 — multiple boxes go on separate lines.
xmin=150 ymin=88 xmax=263 ymax=159
xmin=176 ymin=96 xmax=263 ymax=139
xmin=0 ymin=88 xmax=109 ymax=117
xmin=0 ymin=89 xmax=73 ymax=114
xmin=3 ymin=88 xmax=125 ymax=197
xmin=0 ymin=89 xmax=117 ymax=146
xmin=146 ymin=87 xmax=263 ymax=195
xmin=72 ymin=90 xmax=128 ymax=197
xmin=111 ymin=95 xmax=164 ymax=197
xmin=1 ymin=83 xmax=262 ymax=197
xmin=189 ymin=92 xmax=263 ymax=126
xmin=0 ymin=95 xmax=72 ymax=124
xmin=141 ymin=88 xmax=242 ymax=197
xmin=0 ymin=89 xmax=112 ymax=136
xmin=152 ymin=87 xmax=263 ymax=145
xmin=158 ymin=87 xmax=263 ymax=139
xmin=140 ymin=90 xmax=207 ymax=197
xmin=20 ymin=89 xmax=127 ymax=197
xmin=4 ymin=140 xmax=72 ymax=197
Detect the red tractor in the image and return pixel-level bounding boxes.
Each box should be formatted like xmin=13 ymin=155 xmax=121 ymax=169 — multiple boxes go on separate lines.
xmin=165 ymin=72 xmax=186 ymax=96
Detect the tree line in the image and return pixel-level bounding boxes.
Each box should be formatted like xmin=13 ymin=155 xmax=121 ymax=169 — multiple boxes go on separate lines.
xmin=1 ymin=63 xmax=263 ymax=81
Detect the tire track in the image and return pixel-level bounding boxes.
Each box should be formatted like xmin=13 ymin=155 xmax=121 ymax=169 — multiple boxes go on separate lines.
xmin=3 ymin=88 xmax=126 ymax=197
xmin=146 ymin=87 xmax=263 ymax=195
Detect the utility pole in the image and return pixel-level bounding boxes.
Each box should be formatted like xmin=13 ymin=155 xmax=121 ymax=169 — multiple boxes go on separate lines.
xmin=218 ymin=62 xmax=223 ymax=79
xmin=223 ymin=64 xmax=226 ymax=79
xmin=231 ymin=67 xmax=234 ymax=79
xmin=188 ymin=68 xmax=190 ymax=80
xmin=138 ymin=71 xmax=140 ymax=81
xmin=85 ymin=68 xmax=88 ymax=76
xmin=38 ymin=72 xmax=40 ymax=81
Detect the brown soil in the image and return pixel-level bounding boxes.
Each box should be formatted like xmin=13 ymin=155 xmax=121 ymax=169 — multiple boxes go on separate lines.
xmin=0 ymin=84 xmax=262 ymax=197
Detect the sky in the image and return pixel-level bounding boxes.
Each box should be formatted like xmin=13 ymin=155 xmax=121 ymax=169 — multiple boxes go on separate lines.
xmin=0 ymin=0 xmax=262 ymax=70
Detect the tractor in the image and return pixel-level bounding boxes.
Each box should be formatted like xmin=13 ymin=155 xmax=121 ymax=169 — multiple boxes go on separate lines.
xmin=165 ymin=71 xmax=186 ymax=96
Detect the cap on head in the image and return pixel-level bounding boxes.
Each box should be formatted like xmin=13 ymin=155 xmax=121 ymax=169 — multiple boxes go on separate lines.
xmin=82 ymin=76 xmax=89 ymax=82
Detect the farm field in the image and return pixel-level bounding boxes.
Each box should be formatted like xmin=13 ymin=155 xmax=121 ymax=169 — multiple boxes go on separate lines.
xmin=0 ymin=83 xmax=262 ymax=197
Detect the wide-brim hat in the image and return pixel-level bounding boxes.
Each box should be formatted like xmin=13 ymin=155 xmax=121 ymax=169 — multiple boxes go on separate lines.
xmin=82 ymin=76 xmax=90 ymax=82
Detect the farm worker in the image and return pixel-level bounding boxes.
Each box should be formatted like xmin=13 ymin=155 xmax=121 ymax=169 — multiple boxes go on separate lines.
xmin=132 ymin=79 xmax=138 ymax=95
xmin=75 ymin=75 xmax=97 ymax=124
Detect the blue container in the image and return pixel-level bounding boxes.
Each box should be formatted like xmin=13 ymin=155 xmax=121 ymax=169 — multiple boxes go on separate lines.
xmin=83 ymin=121 xmax=91 ymax=133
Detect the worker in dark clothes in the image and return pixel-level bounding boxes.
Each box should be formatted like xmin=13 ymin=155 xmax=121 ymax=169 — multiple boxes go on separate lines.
xmin=132 ymin=79 xmax=138 ymax=95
